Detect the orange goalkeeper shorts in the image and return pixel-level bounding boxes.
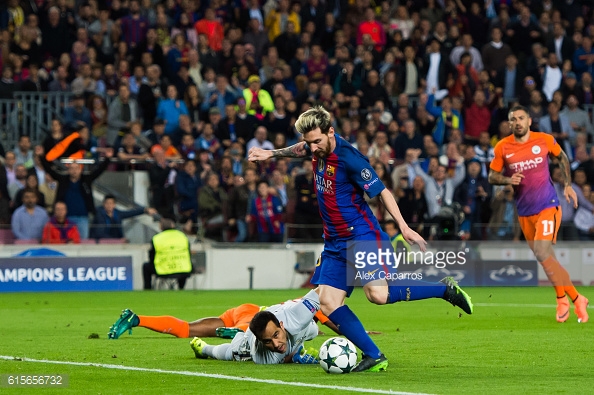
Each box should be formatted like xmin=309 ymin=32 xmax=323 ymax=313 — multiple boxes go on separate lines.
xmin=218 ymin=304 xmax=261 ymax=332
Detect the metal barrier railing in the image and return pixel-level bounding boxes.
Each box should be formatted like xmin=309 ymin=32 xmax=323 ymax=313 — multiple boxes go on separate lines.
xmin=0 ymin=99 xmax=19 ymax=148
xmin=0 ymin=92 xmax=592 ymax=158
xmin=0 ymin=92 xmax=76 ymax=149
xmin=1 ymin=91 xmax=118 ymax=150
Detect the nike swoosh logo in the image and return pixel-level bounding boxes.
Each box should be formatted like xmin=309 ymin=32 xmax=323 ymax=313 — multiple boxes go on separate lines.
xmin=505 ymin=153 xmax=515 ymax=158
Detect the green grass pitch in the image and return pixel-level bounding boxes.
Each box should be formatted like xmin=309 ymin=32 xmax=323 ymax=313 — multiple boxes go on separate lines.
xmin=0 ymin=287 xmax=592 ymax=394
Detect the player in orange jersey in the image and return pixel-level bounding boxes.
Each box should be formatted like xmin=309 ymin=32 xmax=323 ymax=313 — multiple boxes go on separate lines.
xmin=489 ymin=105 xmax=589 ymax=323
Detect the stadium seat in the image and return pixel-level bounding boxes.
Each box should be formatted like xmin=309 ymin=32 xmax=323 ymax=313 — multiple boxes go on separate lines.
xmin=285 ymin=198 xmax=296 ymax=224
xmin=198 ymin=217 xmax=225 ymax=242
xmin=153 ymin=273 xmax=187 ymax=290
xmin=14 ymin=239 xmax=39 ymax=245
xmin=98 ymin=238 xmax=127 ymax=244
xmin=191 ymin=251 xmax=206 ymax=290
xmin=290 ymin=251 xmax=317 ymax=288
xmin=0 ymin=229 xmax=15 ymax=244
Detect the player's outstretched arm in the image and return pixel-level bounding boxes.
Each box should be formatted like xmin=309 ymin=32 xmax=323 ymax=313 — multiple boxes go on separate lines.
xmin=248 ymin=141 xmax=308 ymax=162
xmin=379 ymin=188 xmax=427 ymax=251
xmin=553 ymin=149 xmax=578 ymax=208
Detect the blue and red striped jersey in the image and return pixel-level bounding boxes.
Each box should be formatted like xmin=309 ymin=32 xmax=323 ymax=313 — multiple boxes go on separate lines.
xmin=311 ymin=136 xmax=385 ymax=241
xmin=250 ymin=195 xmax=284 ymax=235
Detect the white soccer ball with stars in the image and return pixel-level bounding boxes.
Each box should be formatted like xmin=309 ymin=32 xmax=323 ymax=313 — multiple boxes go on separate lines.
xmin=318 ymin=337 xmax=358 ymax=374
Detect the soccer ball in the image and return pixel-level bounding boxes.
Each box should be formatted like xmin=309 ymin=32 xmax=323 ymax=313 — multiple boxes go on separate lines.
xmin=318 ymin=337 xmax=358 ymax=374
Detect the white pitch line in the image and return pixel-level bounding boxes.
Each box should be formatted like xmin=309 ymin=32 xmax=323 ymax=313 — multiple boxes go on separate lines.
xmin=475 ymin=303 xmax=593 ymax=309
xmin=0 ymin=355 xmax=432 ymax=395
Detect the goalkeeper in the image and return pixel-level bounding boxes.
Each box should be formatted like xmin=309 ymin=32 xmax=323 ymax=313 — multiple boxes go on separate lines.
xmin=190 ymin=289 xmax=322 ymax=364
xmin=108 ymin=291 xmax=346 ymax=340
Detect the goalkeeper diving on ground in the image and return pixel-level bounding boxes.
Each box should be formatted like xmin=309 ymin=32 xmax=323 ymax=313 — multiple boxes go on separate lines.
xmin=108 ymin=293 xmax=353 ymax=340
xmin=108 ymin=290 xmax=327 ymax=364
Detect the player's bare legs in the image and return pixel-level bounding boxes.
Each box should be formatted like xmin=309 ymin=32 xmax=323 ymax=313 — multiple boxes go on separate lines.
xmin=363 ymin=281 xmax=389 ymax=305
xmin=189 ymin=317 xmax=226 ymax=337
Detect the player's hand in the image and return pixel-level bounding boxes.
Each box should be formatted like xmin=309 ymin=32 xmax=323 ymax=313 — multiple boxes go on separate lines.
xmin=248 ymin=147 xmax=273 ymax=162
xmin=291 ymin=346 xmax=319 ymax=364
xmin=509 ymin=172 xmax=524 ymax=185
xmin=401 ymin=227 xmax=427 ymax=252
xmin=564 ymin=185 xmax=578 ymax=209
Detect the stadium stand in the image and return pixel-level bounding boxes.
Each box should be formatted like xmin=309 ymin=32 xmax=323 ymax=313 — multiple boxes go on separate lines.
xmin=0 ymin=0 xmax=593 ymax=244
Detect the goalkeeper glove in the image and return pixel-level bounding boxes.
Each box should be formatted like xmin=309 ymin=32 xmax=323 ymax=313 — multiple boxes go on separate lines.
xmin=292 ymin=346 xmax=319 ymax=364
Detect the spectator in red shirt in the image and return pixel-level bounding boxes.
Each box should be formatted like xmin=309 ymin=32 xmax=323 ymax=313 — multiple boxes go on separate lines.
xmin=306 ymin=44 xmax=329 ymax=84
xmin=194 ymin=8 xmax=224 ymax=52
xmin=42 ymin=201 xmax=81 ymax=244
xmin=357 ymin=8 xmax=386 ymax=53
xmin=462 ymin=87 xmax=498 ymax=145
xmin=450 ymin=52 xmax=480 ymax=98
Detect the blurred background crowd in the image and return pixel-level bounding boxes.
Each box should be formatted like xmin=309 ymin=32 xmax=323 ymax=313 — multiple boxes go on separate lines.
xmin=0 ymin=0 xmax=594 ymax=243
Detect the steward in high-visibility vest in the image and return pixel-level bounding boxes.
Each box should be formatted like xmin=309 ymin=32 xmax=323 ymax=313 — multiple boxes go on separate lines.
xmin=152 ymin=228 xmax=192 ymax=275
xmin=143 ymin=218 xmax=192 ymax=290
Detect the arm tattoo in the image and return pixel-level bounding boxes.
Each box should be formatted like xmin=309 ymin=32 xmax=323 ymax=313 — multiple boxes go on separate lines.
xmin=557 ymin=150 xmax=571 ymax=187
xmin=488 ymin=169 xmax=510 ymax=185
xmin=271 ymin=143 xmax=308 ymax=158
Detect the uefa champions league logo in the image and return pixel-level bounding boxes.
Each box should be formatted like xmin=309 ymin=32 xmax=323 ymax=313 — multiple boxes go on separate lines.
xmin=360 ymin=169 xmax=372 ymax=181
xmin=489 ymin=265 xmax=534 ymax=283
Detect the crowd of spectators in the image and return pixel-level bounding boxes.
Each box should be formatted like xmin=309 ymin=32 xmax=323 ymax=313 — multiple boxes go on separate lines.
xmin=1 ymin=0 xmax=594 ymax=242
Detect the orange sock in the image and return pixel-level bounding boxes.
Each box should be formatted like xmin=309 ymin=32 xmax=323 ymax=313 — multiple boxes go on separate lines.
xmin=540 ymin=256 xmax=576 ymax=299
xmin=564 ymin=286 xmax=579 ymax=302
xmin=138 ymin=315 xmax=190 ymax=338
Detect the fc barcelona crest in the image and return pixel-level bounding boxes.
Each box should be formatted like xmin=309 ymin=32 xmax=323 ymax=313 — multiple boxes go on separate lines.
xmin=317 ymin=159 xmax=325 ymax=172
xmin=326 ymin=165 xmax=335 ymax=177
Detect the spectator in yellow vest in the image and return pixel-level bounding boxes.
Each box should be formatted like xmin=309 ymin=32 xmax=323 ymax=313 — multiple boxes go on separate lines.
xmin=243 ymin=75 xmax=275 ymax=121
